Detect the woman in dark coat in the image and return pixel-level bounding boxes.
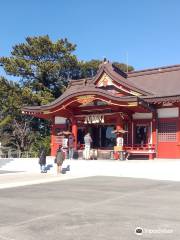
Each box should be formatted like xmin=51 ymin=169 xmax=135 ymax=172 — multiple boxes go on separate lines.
xmin=39 ymin=147 xmax=47 ymax=173
xmin=55 ymin=145 xmax=65 ymax=174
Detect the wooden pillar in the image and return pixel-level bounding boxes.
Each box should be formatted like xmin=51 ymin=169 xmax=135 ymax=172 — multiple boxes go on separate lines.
xmin=50 ymin=124 xmax=54 ymax=156
xmin=152 ymin=111 xmax=157 ymax=159
xmin=72 ymin=118 xmax=78 ymax=150
xmin=132 ymin=121 xmax=134 ymax=146
xmin=152 ymin=111 xmax=157 ymax=144
xmin=128 ymin=120 xmax=132 ymax=145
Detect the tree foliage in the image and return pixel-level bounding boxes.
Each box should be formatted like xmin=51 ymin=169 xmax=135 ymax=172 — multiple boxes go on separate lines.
xmin=0 ymin=77 xmax=51 ymax=153
xmin=0 ymin=35 xmax=78 ymax=98
xmin=113 ymin=62 xmax=134 ymax=72
xmin=71 ymin=59 xmax=134 ymax=79
xmin=0 ymin=35 xmax=135 ymax=155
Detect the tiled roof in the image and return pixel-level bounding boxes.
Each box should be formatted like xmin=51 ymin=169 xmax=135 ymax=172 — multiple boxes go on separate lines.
xmin=142 ymin=94 xmax=180 ymax=103
xmin=127 ymin=64 xmax=180 ymax=95
xmin=22 ymin=62 xmax=180 ymax=112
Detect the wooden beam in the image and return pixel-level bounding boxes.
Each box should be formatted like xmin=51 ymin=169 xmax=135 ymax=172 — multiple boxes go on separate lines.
xmin=138 ymin=98 xmax=155 ymax=112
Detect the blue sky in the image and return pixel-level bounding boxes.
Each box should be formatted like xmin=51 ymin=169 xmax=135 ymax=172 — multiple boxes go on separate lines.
xmin=1 ymin=0 xmax=180 ymax=79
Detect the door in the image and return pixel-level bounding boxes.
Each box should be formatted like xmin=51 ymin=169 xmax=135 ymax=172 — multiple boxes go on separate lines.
xmin=88 ymin=125 xmax=116 ymax=148
xmin=134 ymin=123 xmax=150 ymax=145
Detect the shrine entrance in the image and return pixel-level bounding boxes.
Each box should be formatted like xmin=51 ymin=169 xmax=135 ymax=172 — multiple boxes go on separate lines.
xmin=135 ymin=125 xmax=149 ymax=145
xmin=77 ymin=125 xmax=116 ymax=149
xmin=90 ymin=125 xmax=116 ymax=148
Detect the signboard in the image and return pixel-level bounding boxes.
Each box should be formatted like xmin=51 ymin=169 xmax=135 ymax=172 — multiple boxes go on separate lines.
xmin=84 ymin=114 xmax=104 ymax=124
xmin=76 ymin=95 xmax=95 ymax=105
xmin=55 ymin=117 xmax=66 ymax=124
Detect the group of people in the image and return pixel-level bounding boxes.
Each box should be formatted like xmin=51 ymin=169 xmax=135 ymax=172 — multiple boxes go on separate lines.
xmin=38 ymin=133 xmax=76 ymax=174
xmin=38 ymin=132 xmax=93 ymax=174
xmin=38 ymin=131 xmax=126 ymax=174
xmin=39 ymin=144 xmax=65 ymax=174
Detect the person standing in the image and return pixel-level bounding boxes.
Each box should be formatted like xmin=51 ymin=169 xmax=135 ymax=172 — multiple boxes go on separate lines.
xmin=84 ymin=132 xmax=92 ymax=160
xmin=116 ymin=133 xmax=124 ymax=149
xmin=55 ymin=145 xmax=65 ymax=174
xmin=68 ymin=134 xmax=75 ymax=160
xmin=116 ymin=133 xmax=125 ymax=160
xmin=39 ymin=147 xmax=47 ymax=173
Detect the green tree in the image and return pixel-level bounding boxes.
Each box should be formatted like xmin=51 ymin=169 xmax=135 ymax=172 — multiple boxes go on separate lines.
xmin=77 ymin=59 xmax=102 ymax=78
xmin=71 ymin=59 xmax=134 ymax=79
xmin=0 ymin=77 xmax=51 ymax=154
xmin=0 ymin=77 xmax=20 ymax=126
xmin=0 ymin=35 xmax=78 ymax=154
xmin=0 ymin=35 xmax=78 ymax=98
xmin=113 ymin=62 xmax=134 ymax=72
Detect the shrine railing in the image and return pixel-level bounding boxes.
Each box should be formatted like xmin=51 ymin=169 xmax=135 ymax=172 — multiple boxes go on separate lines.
xmin=124 ymin=144 xmax=156 ymax=153
xmin=78 ymin=144 xmax=156 ymax=151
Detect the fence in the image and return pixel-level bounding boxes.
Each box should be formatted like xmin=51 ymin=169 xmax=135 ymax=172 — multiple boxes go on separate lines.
xmin=0 ymin=150 xmax=38 ymax=158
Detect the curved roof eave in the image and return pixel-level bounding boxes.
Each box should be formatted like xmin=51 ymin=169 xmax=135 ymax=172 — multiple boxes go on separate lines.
xmin=22 ymin=87 xmax=138 ymax=112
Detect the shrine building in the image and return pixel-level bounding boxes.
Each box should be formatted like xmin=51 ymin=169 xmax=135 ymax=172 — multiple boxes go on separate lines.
xmin=22 ymin=61 xmax=180 ymax=159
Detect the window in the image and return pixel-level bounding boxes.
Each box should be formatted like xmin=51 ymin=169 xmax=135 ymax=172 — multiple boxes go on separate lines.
xmin=158 ymin=121 xmax=177 ymax=142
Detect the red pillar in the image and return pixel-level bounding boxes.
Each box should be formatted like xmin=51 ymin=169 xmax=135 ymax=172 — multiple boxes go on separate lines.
xmin=72 ymin=119 xmax=78 ymax=150
xmin=128 ymin=120 xmax=132 ymax=145
xmin=152 ymin=112 xmax=157 ymax=145
xmin=152 ymin=111 xmax=157 ymax=159
xmin=50 ymin=124 xmax=54 ymax=156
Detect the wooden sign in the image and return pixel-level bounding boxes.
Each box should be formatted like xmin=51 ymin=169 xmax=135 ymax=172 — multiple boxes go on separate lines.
xmin=76 ymin=95 xmax=95 ymax=105
xmin=84 ymin=114 xmax=104 ymax=124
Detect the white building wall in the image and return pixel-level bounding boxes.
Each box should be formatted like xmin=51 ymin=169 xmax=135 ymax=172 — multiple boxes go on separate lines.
xmin=157 ymin=107 xmax=178 ymax=118
xmin=133 ymin=113 xmax=152 ymax=119
xmin=54 ymin=116 xmax=66 ymax=124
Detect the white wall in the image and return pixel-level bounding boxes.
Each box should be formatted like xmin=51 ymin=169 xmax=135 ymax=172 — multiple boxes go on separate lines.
xmin=157 ymin=107 xmax=179 ymax=118
xmin=55 ymin=117 xmax=66 ymax=124
xmin=133 ymin=113 xmax=152 ymax=119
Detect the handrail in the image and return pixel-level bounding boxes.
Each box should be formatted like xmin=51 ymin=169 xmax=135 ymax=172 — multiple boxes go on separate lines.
xmin=124 ymin=144 xmax=155 ymax=148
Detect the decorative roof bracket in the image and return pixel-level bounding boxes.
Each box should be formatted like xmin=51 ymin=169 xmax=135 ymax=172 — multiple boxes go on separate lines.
xmin=137 ymin=97 xmax=155 ymax=112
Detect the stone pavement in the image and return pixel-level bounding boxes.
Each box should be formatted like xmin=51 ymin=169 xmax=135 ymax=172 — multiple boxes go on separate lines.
xmin=1 ymin=158 xmax=180 ymax=190
xmin=0 ymin=176 xmax=179 ymax=240
xmin=0 ymin=172 xmax=87 ymax=189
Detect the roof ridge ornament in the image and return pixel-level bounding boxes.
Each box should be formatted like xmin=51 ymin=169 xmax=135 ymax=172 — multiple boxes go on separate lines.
xmin=103 ymin=57 xmax=108 ymax=64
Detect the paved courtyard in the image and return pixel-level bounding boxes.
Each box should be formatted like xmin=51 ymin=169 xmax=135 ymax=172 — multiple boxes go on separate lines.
xmin=0 ymin=176 xmax=179 ymax=240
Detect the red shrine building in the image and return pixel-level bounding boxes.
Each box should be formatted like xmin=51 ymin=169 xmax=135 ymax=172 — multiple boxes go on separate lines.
xmin=22 ymin=61 xmax=180 ymax=159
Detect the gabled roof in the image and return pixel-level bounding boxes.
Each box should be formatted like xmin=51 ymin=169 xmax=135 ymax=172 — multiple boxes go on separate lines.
xmin=92 ymin=62 xmax=151 ymax=95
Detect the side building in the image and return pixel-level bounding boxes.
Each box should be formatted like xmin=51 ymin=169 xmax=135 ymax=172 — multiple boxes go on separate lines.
xmin=22 ymin=61 xmax=180 ymax=159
